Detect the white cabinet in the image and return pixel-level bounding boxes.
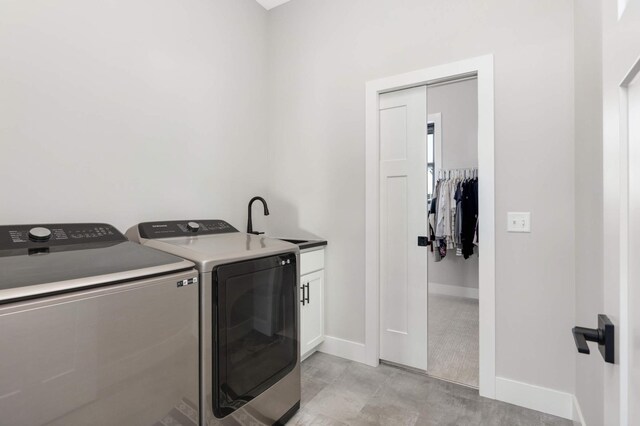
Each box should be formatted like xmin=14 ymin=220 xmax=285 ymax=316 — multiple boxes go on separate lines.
xmin=299 ymin=247 xmax=325 ymax=359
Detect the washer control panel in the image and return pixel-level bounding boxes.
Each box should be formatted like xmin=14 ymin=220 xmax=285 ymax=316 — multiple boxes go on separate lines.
xmin=0 ymin=223 xmax=125 ymax=251
xmin=138 ymin=220 xmax=238 ymax=239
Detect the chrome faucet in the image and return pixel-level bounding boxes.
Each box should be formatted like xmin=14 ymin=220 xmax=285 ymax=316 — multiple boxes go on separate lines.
xmin=247 ymin=196 xmax=270 ymax=235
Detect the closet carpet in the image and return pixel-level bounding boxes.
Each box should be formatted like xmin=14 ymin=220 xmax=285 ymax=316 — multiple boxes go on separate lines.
xmin=427 ymin=293 xmax=479 ymax=388
xmin=289 ymin=352 xmax=573 ymax=425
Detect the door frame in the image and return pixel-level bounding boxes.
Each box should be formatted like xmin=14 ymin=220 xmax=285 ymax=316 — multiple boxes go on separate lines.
xmin=428 ymin=112 xmax=443 ymax=180
xmin=618 ymin=54 xmax=640 ymax=426
xmin=364 ymin=55 xmax=496 ymax=398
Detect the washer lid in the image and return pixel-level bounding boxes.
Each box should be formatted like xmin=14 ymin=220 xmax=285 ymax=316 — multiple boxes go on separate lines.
xmin=0 ymin=223 xmax=194 ymax=304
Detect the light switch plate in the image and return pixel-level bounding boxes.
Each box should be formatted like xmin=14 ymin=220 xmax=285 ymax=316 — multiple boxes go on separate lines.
xmin=507 ymin=212 xmax=531 ymax=233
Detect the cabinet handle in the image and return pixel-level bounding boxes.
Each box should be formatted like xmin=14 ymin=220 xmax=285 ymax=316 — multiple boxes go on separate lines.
xmin=305 ymin=283 xmax=310 ymax=304
xmin=300 ymin=283 xmax=306 ymax=306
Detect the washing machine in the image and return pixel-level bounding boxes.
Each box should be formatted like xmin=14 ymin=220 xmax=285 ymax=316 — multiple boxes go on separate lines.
xmin=0 ymin=223 xmax=200 ymax=426
xmin=126 ymin=220 xmax=300 ymax=426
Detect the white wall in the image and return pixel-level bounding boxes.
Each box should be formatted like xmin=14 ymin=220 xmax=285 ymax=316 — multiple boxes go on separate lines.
xmin=573 ymin=1 xmax=604 ymax=424
xmin=427 ymin=78 xmax=479 ymax=290
xmin=267 ymin=0 xmax=576 ymax=394
xmin=0 ymin=0 xmax=270 ymax=233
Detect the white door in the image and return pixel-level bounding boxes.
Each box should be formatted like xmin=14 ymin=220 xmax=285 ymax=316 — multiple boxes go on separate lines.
xmin=625 ymin=67 xmax=640 ymax=425
xmin=379 ymin=86 xmax=428 ymax=370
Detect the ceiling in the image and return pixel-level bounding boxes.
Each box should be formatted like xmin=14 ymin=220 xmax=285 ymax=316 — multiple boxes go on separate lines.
xmin=255 ymin=0 xmax=292 ymax=10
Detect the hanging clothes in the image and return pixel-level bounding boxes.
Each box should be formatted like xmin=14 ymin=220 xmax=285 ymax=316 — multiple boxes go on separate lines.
xmin=447 ymin=175 xmax=458 ymax=250
xmin=454 ymin=182 xmax=464 ymax=256
xmin=429 ymin=180 xmax=445 ymax=261
xmin=460 ymin=177 xmax=478 ymax=259
xmin=429 ymin=169 xmax=478 ymax=261
xmin=428 ymin=182 xmax=440 ymax=261
xmin=435 ymin=179 xmax=449 ymax=239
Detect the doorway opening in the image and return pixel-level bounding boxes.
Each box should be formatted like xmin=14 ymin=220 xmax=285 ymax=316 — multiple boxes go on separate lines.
xmin=426 ymin=77 xmax=479 ymax=388
xmin=364 ymin=55 xmax=495 ymax=398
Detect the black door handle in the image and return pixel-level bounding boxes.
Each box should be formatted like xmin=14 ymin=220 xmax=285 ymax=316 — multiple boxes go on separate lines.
xmin=572 ymin=327 xmax=597 ymax=354
xmin=572 ymin=314 xmax=614 ymax=363
xmin=304 ymin=283 xmax=310 ymax=304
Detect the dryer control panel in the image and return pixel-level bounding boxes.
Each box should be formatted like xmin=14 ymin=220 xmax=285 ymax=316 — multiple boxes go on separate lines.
xmin=0 ymin=223 xmax=125 ymax=254
xmin=138 ymin=220 xmax=238 ymax=239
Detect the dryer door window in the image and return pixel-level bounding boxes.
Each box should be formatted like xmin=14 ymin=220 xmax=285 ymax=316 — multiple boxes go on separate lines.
xmin=213 ymin=253 xmax=297 ymax=418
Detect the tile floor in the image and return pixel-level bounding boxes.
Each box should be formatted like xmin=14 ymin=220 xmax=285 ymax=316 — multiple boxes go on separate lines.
xmin=288 ymin=352 xmax=575 ymax=426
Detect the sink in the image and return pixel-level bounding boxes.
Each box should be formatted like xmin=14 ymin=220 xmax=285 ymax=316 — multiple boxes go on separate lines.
xmin=277 ymin=237 xmax=327 ymax=250
xmin=278 ymin=238 xmax=310 ymax=245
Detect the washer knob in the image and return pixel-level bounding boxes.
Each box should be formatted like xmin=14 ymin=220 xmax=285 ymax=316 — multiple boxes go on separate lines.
xmin=29 ymin=227 xmax=52 ymax=242
xmin=187 ymin=221 xmax=200 ymax=232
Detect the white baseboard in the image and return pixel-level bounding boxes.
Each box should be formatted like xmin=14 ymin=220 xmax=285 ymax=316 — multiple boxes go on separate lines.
xmin=573 ymin=395 xmax=586 ymax=425
xmin=495 ymin=377 xmax=575 ymax=421
xmin=429 ymin=282 xmax=479 ymax=299
xmin=318 ymin=335 xmax=368 ymax=364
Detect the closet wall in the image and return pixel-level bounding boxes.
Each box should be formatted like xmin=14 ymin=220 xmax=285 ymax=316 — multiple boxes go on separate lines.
xmin=427 ymin=78 xmax=479 ymax=291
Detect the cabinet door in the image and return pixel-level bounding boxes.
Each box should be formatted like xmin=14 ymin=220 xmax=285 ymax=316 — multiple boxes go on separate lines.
xmin=300 ymin=270 xmax=324 ymax=356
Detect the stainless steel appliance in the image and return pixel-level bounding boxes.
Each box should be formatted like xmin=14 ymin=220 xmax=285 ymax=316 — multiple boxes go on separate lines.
xmin=126 ymin=220 xmax=300 ymax=426
xmin=0 ymin=223 xmax=199 ymax=426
